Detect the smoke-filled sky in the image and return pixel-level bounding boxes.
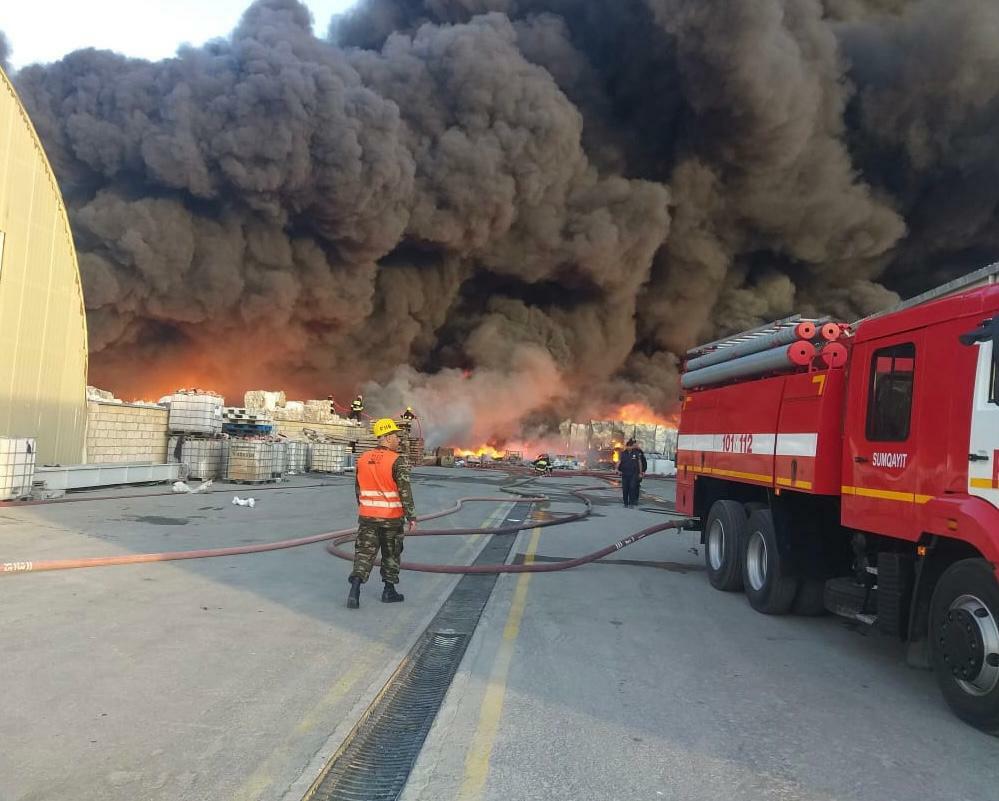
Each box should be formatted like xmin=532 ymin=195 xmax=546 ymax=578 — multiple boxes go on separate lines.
xmin=5 ymin=0 xmax=999 ymax=445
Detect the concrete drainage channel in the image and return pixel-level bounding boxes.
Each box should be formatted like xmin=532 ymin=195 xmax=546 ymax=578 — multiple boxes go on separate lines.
xmin=302 ymin=501 xmax=534 ymax=801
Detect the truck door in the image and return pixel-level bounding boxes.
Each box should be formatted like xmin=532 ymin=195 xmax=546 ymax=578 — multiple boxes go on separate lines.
xmin=968 ymin=339 xmax=999 ymax=507
xmin=843 ymin=333 xmax=924 ymax=540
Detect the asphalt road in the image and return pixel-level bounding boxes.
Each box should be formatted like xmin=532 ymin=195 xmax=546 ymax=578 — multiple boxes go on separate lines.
xmin=401 ymin=474 xmax=999 ymax=801
xmin=3 ymin=469 xmax=997 ymax=801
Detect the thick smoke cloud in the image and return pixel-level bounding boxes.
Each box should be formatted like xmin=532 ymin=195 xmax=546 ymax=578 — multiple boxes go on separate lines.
xmin=11 ymin=0 xmax=999 ymax=444
xmin=0 ymin=31 xmax=10 ymax=74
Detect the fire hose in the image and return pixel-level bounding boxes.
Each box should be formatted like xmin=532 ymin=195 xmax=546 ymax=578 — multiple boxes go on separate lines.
xmin=1 ymin=479 xmax=695 ymax=578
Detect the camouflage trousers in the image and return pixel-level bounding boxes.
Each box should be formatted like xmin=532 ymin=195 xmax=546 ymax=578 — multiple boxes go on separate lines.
xmin=350 ymin=517 xmax=405 ymax=585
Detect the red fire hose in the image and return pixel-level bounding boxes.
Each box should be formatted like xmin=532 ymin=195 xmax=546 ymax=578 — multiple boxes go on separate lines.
xmin=1 ymin=479 xmax=693 ymax=578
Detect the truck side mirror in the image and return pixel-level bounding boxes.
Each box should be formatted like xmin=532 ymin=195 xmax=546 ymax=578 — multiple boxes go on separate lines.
xmin=959 ymin=317 xmax=999 ymax=368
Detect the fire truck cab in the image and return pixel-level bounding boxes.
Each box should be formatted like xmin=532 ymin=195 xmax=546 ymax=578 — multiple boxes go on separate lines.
xmin=676 ymin=263 xmax=999 ymax=733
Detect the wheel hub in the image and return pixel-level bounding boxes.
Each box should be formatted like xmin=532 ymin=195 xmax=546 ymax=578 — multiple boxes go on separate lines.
xmin=939 ymin=594 xmax=999 ymax=697
xmin=746 ymin=531 xmax=768 ymax=592
xmin=940 ymin=609 xmax=984 ymax=680
xmin=708 ymin=520 xmax=724 ymax=571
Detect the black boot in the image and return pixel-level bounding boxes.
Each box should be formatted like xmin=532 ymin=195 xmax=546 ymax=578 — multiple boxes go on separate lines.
xmin=381 ymin=582 xmax=404 ymax=603
xmin=347 ymin=576 xmax=361 ymax=609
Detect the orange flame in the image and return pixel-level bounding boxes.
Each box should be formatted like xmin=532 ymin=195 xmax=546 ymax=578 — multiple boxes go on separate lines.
xmin=612 ymin=402 xmax=679 ymax=427
xmin=456 ymin=444 xmax=508 ymax=460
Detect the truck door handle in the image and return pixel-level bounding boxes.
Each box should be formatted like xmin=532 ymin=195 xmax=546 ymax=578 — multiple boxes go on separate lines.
xmin=854 ymin=456 xmax=869 ymax=463
xmin=969 ymin=453 xmax=990 ymax=462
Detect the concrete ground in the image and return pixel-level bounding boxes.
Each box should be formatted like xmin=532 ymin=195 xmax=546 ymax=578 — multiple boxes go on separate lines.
xmin=3 ymin=469 xmax=997 ymax=801
xmin=0 ymin=469 xmax=515 ymax=801
xmin=402 ymin=474 xmax=999 ymax=801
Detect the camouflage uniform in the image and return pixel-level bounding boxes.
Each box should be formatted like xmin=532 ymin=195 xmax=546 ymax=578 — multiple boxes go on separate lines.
xmin=350 ymin=452 xmax=416 ymax=585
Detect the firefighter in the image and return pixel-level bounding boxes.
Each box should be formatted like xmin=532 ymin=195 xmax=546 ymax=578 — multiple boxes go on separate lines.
xmin=533 ymin=454 xmax=553 ymax=476
xmin=349 ymin=395 xmax=364 ymax=421
xmin=347 ymin=418 xmax=417 ymax=609
xmin=617 ymin=438 xmax=647 ymax=507
xmin=326 ymin=394 xmax=337 ymax=417
xmin=401 ymin=406 xmax=416 ymax=421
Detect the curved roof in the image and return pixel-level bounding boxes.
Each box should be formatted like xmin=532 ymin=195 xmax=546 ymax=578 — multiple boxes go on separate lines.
xmin=0 ymin=66 xmax=89 ymax=463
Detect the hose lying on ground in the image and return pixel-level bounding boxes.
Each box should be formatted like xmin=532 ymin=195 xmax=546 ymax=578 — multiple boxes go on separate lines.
xmin=1 ymin=478 xmax=694 ymax=578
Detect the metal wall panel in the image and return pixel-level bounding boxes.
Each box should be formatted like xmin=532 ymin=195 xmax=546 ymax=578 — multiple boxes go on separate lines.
xmin=0 ymin=67 xmax=88 ymax=463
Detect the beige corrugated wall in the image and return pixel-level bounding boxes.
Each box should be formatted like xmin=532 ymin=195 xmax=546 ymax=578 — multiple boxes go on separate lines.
xmin=0 ymin=67 xmax=88 ymax=464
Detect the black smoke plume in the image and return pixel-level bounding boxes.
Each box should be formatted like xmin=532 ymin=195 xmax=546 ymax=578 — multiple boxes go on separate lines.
xmin=10 ymin=0 xmax=999 ymax=443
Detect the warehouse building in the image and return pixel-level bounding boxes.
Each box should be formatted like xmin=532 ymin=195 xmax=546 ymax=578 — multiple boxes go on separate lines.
xmin=0 ymin=66 xmax=88 ymax=464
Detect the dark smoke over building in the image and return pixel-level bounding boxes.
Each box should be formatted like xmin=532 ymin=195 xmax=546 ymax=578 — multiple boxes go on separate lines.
xmin=8 ymin=0 xmax=999 ymax=444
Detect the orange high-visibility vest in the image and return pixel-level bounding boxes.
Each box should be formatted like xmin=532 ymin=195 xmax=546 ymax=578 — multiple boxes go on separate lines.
xmin=357 ymin=449 xmax=404 ymax=519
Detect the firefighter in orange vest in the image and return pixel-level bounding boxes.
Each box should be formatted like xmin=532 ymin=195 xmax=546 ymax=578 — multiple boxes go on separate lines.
xmin=347 ymin=418 xmax=417 ymax=608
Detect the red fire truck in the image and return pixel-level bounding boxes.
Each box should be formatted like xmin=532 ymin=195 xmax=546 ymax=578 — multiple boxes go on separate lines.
xmin=676 ymin=263 xmax=999 ymax=733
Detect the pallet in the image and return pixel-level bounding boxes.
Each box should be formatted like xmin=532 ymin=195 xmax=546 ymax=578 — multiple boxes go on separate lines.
xmin=223 ymin=423 xmax=275 ymax=435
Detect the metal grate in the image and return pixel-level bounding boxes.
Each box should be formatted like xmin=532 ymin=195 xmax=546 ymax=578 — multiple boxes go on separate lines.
xmin=304 ymin=502 xmax=531 ymax=801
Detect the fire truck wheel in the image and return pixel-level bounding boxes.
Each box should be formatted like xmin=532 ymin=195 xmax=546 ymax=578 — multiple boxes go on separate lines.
xmin=792 ymin=578 xmax=828 ymax=617
xmin=930 ymin=559 xmax=999 ymax=734
xmin=742 ymin=509 xmax=799 ymax=615
xmin=704 ymin=500 xmax=746 ymax=592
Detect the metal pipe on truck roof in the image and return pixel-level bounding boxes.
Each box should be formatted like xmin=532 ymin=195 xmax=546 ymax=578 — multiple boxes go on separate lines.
xmin=817 ymin=322 xmax=842 ymax=342
xmin=817 ymin=342 xmax=848 ymax=368
xmin=684 ymin=321 xmax=816 ymax=372
xmin=681 ymin=341 xmax=816 ymax=389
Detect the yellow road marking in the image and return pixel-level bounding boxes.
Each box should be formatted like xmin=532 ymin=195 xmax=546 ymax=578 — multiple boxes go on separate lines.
xmin=458 ymin=526 xmax=542 ymax=801
xmin=232 ymin=502 xmax=508 ymax=801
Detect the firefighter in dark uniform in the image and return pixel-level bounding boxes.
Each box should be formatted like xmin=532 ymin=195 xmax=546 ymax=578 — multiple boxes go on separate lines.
xmin=347 ymin=418 xmax=417 ymax=608
xmin=533 ymin=454 xmax=553 ymax=476
xmin=349 ymin=395 xmax=364 ymax=421
xmin=617 ymin=439 xmax=647 ymax=507
xmin=401 ymin=406 xmax=416 ymax=421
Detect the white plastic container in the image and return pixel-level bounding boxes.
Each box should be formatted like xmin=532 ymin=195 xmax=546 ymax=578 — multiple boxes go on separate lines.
xmin=168 ymin=393 xmax=224 ymax=434
xmin=225 ymin=441 xmax=282 ymax=482
xmin=309 ymin=443 xmax=347 ymax=474
xmin=0 ymin=438 xmax=37 ymax=500
xmin=284 ymin=442 xmax=308 ymax=474
xmin=168 ymin=436 xmax=225 ymax=480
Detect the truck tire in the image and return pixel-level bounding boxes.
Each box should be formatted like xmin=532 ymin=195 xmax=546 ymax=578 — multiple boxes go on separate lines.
xmin=792 ymin=578 xmax=828 ymax=617
xmin=742 ymin=509 xmax=799 ymax=615
xmin=703 ymin=500 xmax=746 ymax=591
xmin=930 ymin=558 xmax=999 ymax=735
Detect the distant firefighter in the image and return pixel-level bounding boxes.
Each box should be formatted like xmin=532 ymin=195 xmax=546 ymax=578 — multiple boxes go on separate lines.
xmin=349 ymin=395 xmax=364 ymax=421
xmin=401 ymin=406 xmax=416 ymax=420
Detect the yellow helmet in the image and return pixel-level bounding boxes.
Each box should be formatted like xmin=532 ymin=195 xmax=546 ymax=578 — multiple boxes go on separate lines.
xmin=372 ymin=418 xmax=402 ymax=438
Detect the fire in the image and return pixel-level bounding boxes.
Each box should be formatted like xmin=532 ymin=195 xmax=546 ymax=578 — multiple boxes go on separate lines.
xmin=456 ymin=444 xmax=508 ymax=460
xmin=612 ymin=450 xmax=620 ymax=464
xmin=613 ymin=402 xmax=679 ymax=427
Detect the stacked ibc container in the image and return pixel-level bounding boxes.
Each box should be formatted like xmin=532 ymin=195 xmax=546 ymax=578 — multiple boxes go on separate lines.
xmin=0 ymin=437 xmax=36 ymax=501
xmin=309 ymin=443 xmax=347 ymax=474
xmin=167 ymin=391 xmax=225 ymax=479
xmin=167 ymin=391 xmax=224 ymax=434
xmin=225 ymin=440 xmax=283 ymax=482
xmin=283 ymin=441 xmax=308 ymax=474
xmin=168 ymin=435 xmax=225 ymax=480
